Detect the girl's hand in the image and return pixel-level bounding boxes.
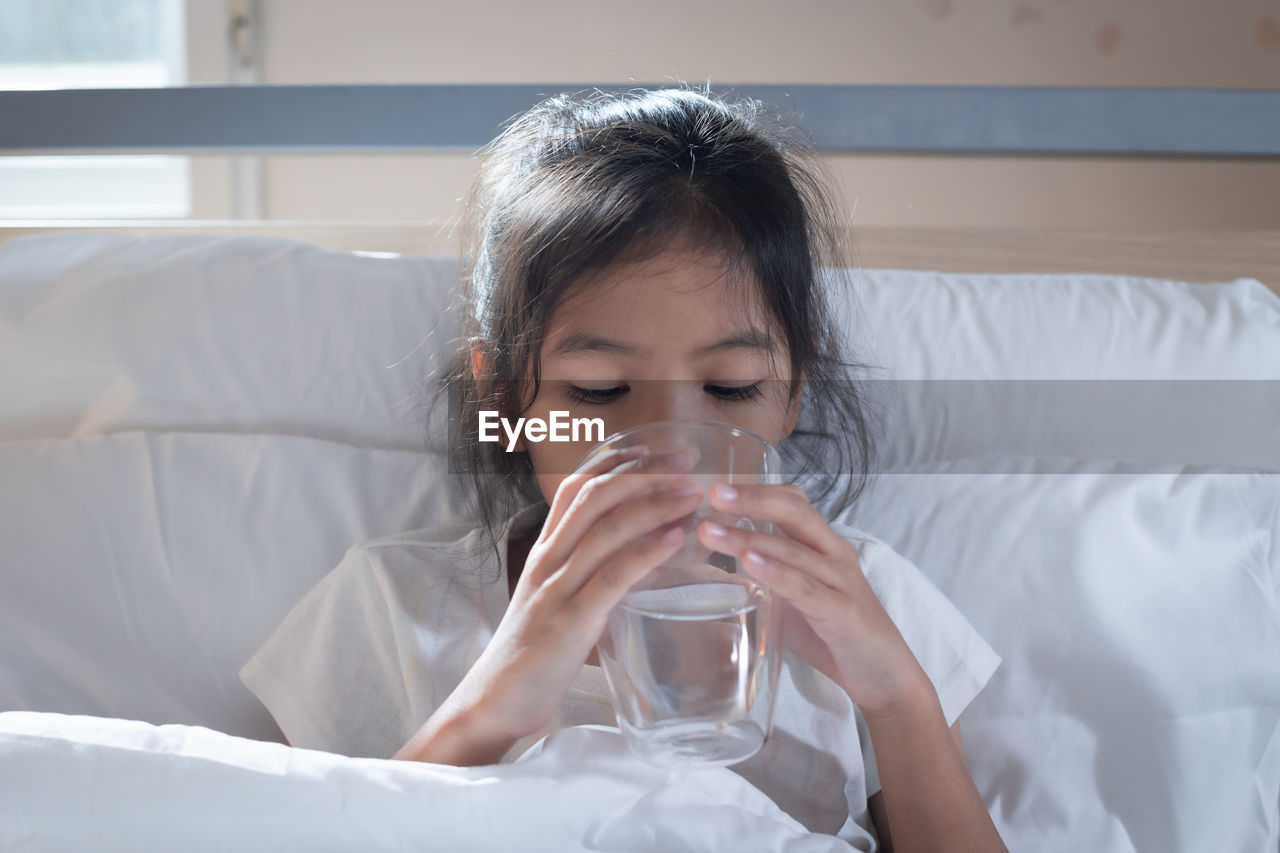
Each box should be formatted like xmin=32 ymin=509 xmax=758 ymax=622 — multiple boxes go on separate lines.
xmin=696 ymin=483 xmax=931 ymax=718
xmin=406 ymin=445 xmax=700 ymax=763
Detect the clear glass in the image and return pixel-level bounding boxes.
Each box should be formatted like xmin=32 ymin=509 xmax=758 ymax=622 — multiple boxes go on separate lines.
xmin=573 ymin=419 xmax=784 ymax=768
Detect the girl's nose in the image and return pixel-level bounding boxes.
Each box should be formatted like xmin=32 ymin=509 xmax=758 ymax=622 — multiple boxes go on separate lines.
xmin=637 ymin=379 xmax=702 ymax=424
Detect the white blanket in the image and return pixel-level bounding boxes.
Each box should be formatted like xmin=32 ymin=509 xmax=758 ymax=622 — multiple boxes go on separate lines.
xmin=0 ymin=713 xmax=854 ymax=852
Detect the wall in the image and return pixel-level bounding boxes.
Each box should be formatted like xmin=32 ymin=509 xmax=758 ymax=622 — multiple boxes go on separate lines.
xmin=186 ymin=0 xmax=1280 ymax=232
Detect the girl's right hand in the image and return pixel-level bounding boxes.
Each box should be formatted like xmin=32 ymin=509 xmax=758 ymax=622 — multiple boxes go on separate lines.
xmin=394 ymin=445 xmax=701 ymax=765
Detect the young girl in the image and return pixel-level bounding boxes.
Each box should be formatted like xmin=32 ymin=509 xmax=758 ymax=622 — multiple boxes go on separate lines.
xmin=239 ymin=85 xmax=1006 ymax=852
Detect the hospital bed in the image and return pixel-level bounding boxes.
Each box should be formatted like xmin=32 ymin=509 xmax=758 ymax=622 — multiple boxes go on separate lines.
xmin=0 ymin=83 xmax=1278 ymax=852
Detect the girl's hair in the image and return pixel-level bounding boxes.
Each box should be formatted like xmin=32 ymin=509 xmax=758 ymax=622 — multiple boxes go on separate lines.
xmin=433 ymin=82 xmax=881 ymax=565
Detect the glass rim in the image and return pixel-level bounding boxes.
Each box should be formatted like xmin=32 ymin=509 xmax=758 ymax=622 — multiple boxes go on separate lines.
xmin=572 ymin=418 xmax=780 ymax=473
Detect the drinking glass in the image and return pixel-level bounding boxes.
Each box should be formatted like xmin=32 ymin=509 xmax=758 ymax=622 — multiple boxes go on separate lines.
xmin=573 ymin=419 xmax=785 ymax=768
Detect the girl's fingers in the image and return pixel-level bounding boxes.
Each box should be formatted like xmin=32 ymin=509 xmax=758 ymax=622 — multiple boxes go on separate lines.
xmin=538 ymin=448 xmax=697 ymax=572
xmin=697 ymin=521 xmax=853 ymax=593
xmin=552 ymin=483 xmax=704 ymax=594
xmin=737 ymin=545 xmax=847 ymax=623
xmin=542 ymin=446 xmax=650 ymax=535
xmin=707 ymin=482 xmax=848 ymax=557
xmin=574 ymin=522 xmax=687 ymax=620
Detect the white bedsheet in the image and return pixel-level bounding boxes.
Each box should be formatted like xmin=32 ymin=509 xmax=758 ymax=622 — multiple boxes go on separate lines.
xmin=0 ymin=713 xmax=853 ymax=853
xmin=4 ymin=234 xmax=1279 ymax=850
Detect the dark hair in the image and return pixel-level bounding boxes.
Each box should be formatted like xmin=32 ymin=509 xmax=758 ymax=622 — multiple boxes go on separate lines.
xmin=432 ymin=82 xmax=882 ymax=565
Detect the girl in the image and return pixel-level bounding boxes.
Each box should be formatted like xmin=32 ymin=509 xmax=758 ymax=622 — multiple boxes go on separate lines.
xmin=239 ymin=84 xmax=1006 ymax=852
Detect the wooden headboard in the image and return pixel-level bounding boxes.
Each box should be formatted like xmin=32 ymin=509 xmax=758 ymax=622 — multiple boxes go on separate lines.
xmin=1 ymin=223 xmax=1277 ymax=297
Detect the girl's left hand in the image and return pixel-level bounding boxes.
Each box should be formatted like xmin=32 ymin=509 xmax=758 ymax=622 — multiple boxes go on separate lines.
xmin=697 ymin=482 xmax=930 ymax=718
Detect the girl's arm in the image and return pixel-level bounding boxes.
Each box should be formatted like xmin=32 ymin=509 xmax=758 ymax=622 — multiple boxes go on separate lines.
xmin=392 ymin=685 xmax=521 ymax=765
xmin=698 ymin=483 xmax=1006 ymax=853
xmin=865 ymin=702 xmax=997 ymax=852
xmin=866 ymin=723 xmax=967 ymax=852
xmin=393 ymin=446 xmax=701 ymax=767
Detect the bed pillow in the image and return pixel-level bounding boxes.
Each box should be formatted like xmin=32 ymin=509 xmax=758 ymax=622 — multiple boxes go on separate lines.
xmin=827 ymin=268 xmax=1280 ymax=472
xmin=0 ymin=431 xmax=470 ymax=743
xmin=0 ymin=232 xmax=460 ymax=450
xmin=835 ymin=267 xmax=1280 ymax=380
xmin=1 ymin=232 xmax=1277 ymax=471
xmin=843 ymin=455 xmax=1280 ymax=853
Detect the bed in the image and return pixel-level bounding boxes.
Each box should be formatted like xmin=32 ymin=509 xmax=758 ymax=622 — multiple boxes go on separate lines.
xmin=1 ymin=83 xmax=1278 ymax=852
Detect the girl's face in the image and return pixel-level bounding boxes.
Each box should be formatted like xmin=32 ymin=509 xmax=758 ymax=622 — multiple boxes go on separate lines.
xmin=500 ymin=244 xmax=802 ymax=505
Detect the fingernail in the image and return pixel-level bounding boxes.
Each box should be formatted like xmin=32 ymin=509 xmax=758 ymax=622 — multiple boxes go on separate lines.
xmin=713 ymin=484 xmax=739 ymax=502
xmin=703 ymin=522 xmax=727 ymax=538
xmin=662 ymin=527 xmax=684 ymax=545
xmin=744 ymin=550 xmax=766 ymax=567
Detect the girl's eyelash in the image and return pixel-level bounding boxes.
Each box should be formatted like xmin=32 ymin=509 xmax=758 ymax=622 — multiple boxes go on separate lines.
xmin=564 ymin=384 xmax=764 ymax=404
xmin=707 ymin=383 xmax=764 ymax=402
xmin=566 ymin=385 xmax=625 ymax=404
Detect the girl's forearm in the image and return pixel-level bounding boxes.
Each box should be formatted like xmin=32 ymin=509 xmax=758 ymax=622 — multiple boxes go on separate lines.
xmin=861 ymin=675 xmax=1008 ymax=853
xmin=390 ymin=691 xmax=517 ymax=766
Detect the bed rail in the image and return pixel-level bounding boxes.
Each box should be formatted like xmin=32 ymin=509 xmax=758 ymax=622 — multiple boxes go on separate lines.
xmin=1 ymin=84 xmax=1278 ymax=157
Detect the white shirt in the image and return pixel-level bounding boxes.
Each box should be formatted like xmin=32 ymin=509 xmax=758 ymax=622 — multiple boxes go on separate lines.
xmin=239 ymin=500 xmax=1001 ymax=849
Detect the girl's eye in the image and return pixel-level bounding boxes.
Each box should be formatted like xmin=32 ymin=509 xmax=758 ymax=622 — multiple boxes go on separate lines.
xmin=566 ymin=385 xmax=626 ymax=404
xmin=706 ymin=383 xmax=764 ymax=402
xmin=564 ymin=383 xmax=765 ymax=405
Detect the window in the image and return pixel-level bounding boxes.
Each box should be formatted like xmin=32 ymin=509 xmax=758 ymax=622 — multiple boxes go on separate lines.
xmin=0 ymin=0 xmax=190 ymax=218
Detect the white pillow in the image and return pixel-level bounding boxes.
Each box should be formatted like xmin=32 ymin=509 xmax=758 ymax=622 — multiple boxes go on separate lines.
xmin=0 ymin=431 xmax=468 ymax=742
xmin=831 ymin=268 xmax=1280 ymax=472
xmin=0 ymin=233 xmax=460 ymax=450
xmin=2 ymin=233 xmax=1278 ymax=471
xmin=844 ymin=456 xmax=1280 ymax=853
xmin=838 ymin=268 xmax=1280 ymax=380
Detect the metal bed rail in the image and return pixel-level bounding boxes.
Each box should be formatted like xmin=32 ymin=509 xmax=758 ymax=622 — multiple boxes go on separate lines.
xmin=1 ymin=83 xmax=1277 ymax=157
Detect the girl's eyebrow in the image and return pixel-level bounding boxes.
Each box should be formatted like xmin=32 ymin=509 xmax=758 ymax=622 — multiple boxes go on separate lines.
xmin=551 ymin=328 xmax=776 ymax=358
